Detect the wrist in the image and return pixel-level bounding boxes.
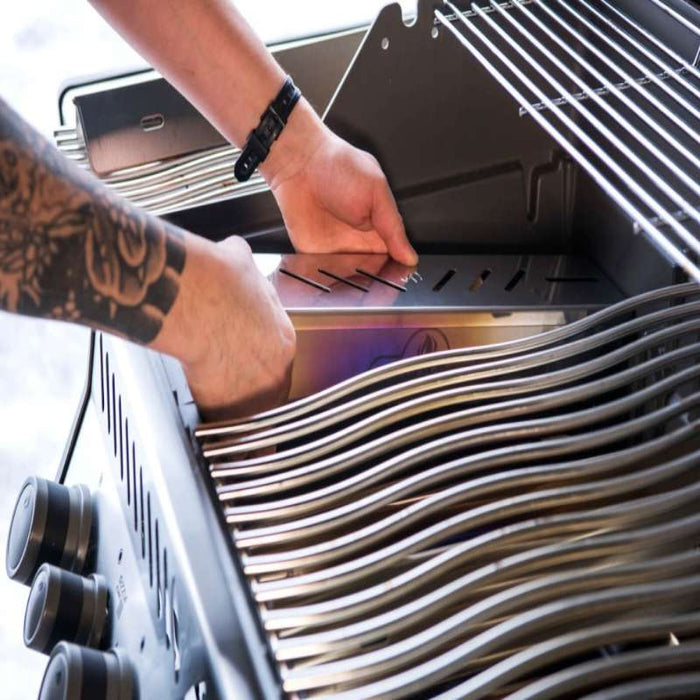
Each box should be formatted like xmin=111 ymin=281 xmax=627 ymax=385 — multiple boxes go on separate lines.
xmin=148 ymin=230 xmax=223 ymax=369
xmin=258 ymin=97 xmax=326 ymax=190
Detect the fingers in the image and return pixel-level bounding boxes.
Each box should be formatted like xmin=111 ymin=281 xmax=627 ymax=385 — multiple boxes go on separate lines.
xmin=370 ymin=178 xmax=418 ymax=267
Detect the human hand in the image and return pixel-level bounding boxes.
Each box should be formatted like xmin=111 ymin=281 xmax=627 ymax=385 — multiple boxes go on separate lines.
xmin=261 ymin=100 xmax=418 ymax=267
xmin=157 ymin=235 xmax=296 ymax=420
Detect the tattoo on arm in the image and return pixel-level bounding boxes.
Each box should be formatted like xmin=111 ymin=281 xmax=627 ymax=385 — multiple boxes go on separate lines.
xmin=0 ymin=98 xmax=185 ymax=343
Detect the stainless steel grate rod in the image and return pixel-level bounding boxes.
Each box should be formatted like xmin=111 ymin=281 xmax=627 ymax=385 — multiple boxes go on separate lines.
xmin=482 ymin=1 xmax=700 ymax=224
xmin=600 ymin=0 xmax=700 ymax=80
xmin=530 ymin=0 xmax=700 ymax=168
xmin=509 ymin=0 xmax=700 ymax=173
xmin=581 ymin=0 xmax=700 ymax=100
xmin=558 ymin=0 xmax=700 ymax=124
xmin=648 ymin=0 xmax=700 ymax=39
xmin=436 ymin=1 xmax=700 ymax=282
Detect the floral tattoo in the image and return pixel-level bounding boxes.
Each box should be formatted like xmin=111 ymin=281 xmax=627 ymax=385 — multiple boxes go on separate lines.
xmin=0 ymin=99 xmax=185 ymax=343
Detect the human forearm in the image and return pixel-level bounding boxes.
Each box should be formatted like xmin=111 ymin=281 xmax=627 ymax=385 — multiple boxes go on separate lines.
xmin=0 ymin=97 xmax=188 ymax=346
xmin=87 ymin=0 xmax=320 ymax=182
xmin=90 ymin=0 xmax=417 ymax=265
xmin=0 ymin=97 xmax=295 ymax=416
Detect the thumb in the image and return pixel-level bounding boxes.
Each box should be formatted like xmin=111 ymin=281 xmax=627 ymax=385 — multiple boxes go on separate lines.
xmin=370 ymin=179 xmax=418 ymax=267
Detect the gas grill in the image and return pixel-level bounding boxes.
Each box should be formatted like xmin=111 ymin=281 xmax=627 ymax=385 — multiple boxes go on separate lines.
xmin=5 ymin=1 xmax=700 ymax=698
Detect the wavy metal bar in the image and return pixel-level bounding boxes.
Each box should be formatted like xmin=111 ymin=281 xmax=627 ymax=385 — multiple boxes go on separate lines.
xmin=240 ymin=431 xmax=700 ymax=571
xmin=252 ymin=483 xmax=700 ymax=603
xmin=273 ymin=541 xmax=700 ymax=661
xmin=279 ymin=553 xmax=700 ymax=690
xmin=440 ymin=2 xmax=700 ymax=280
xmin=218 ymin=348 xmax=700 ymax=504
xmin=262 ymin=512 xmax=700 ymax=631
xmin=214 ymin=335 xmax=700 ymax=483
xmin=508 ymin=642 xmax=700 ymax=700
xmin=207 ymin=301 xmax=700 ymax=457
xmin=229 ymin=391 xmax=700 ymax=540
xmin=581 ymin=672 xmax=700 ymax=700
xmin=208 ymin=311 xmax=700 ymax=466
xmin=436 ymin=612 xmax=700 ymax=699
xmin=284 ymin=576 xmax=700 ymax=695
xmin=196 ymin=283 xmax=700 ymax=438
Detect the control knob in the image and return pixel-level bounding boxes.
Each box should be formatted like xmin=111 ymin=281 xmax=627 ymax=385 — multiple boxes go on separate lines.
xmin=6 ymin=477 xmax=92 ymax=584
xmin=24 ymin=563 xmax=108 ymax=654
xmin=38 ymin=642 xmax=135 ymax=700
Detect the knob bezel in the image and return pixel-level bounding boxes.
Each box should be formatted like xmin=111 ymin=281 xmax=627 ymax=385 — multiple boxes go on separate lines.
xmin=24 ymin=563 xmax=109 ymax=654
xmin=6 ymin=477 xmax=93 ymax=585
xmin=38 ymin=642 xmax=135 ymax=700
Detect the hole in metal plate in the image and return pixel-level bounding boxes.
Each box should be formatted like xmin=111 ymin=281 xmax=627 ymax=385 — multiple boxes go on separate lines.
xmin=433 ymin=268 xmax=456 ymax=292
xmin=381 ymin=37 xmax=390 ymax=50
xmin=147 ymin=494 xmax=153 ymax=587
xmin=355 ymin=268 xmax=407 ymax=292
xmin=505 ymin=268 xmax=525 ymax=292
xmin=140 ymin=113 xmax=165 ymax=131
xmin=469 ymin=268 xmax=492 ymax=292
xmin=278 ymin=268 xmax=331 ymax=293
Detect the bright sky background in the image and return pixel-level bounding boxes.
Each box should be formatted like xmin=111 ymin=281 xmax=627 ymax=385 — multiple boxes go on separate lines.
xmin=0 ymin=2 xmax=414 ymax=697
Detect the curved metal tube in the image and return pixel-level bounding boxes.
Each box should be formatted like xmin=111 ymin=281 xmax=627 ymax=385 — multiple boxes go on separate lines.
xmin=205 ymin=302 xmax=700 ymax=456
xmin=196 ymin=283 xmax=700 ymax=439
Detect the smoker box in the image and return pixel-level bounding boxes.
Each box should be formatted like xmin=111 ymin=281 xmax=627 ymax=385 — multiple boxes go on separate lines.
xmin=5 ymin=0 xmax=700 ymax=698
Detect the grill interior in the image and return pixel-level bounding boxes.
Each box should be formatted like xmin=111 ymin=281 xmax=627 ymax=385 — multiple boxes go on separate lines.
xmin=196 ymin=284 xmax=700 ymax=698
xmin=435 ymin=0 xmax=700 ymax=281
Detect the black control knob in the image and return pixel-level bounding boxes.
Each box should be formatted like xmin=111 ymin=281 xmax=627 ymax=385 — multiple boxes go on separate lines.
xmin=24 ymin=563 xmax=109 ymax=654
xmin=38 ymin=642 xmax=135 ymax=700
xmin=6 ymin=477 xmax=92 ymax=584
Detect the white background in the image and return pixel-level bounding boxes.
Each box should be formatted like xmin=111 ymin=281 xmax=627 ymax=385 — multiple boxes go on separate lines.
xmin=0 ymin=1 xmax=415 ymax=696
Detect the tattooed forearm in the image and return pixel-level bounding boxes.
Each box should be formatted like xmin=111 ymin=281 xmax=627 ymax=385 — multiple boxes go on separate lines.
xmin=0 ymin=98 xmax=185 ymax=343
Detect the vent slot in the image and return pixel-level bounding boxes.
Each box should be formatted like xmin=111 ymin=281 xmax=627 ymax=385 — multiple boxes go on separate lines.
xmin=278 ymin=267 xmax=331 ymax=293
xmin=469 ymin=268 xmax=492 ymax=292
xmin=97 ymin=335 xmax=178 ymax=632
xmin=140 ymin=468 xmax=146 ymax=558
xmin=105 ymin=353 xmax=111 ymax=435
xmin=111 ymin=374 xmax=117 ymax=457
xmin=123 ymin=419 xmax=129 ymax=482
xmin=147 ymin=493 xmax=153 ymax=587
xmin=318 ymin=268 xmax=370 ymax=292
xmin=118 ymin=397 xmax=124 ymax=481
xmin=132 ymin=444 xmax=138 ymax=532
xmin=355 ymin=268 xmax=407 ymax=292
xmin=505 ymin=268 xmax=526 ymax=292
xmin=155 ymin=519 xmax=161 ymax=617
xmin=126 ymin=430 xmax=132 ymax=506
xmin=99 ymin=335 xmax=104 ymax=412
xmin=433 ymin=269 xmax=456 ymax=292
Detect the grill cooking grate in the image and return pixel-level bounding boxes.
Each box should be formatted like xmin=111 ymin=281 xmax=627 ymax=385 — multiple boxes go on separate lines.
xmin=197 ymin=283 xmax=700 ymax=697
xmin=435 ymin=0 xmax=700 ymax=282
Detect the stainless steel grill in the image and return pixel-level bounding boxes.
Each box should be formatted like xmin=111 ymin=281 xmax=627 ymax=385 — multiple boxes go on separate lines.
xmin=9 ymin=1 xmax=699 ymax=698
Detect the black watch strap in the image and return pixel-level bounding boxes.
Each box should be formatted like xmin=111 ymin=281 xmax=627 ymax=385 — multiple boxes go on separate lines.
xmin=234 ymin=76 xmax=301 ymax=182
